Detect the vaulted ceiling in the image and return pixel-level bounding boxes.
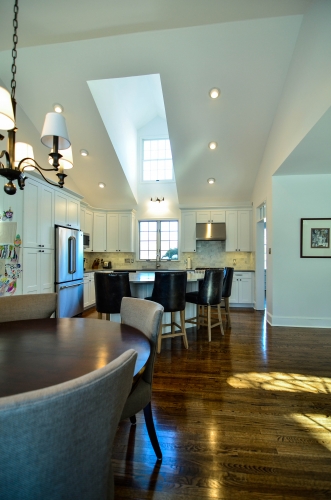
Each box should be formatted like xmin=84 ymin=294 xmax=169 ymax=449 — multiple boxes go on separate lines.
xmin=0 ymin=0 xmax=317 ymax=208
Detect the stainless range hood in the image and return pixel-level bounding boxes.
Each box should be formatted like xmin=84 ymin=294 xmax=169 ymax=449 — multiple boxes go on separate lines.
xmin=196 ymin=222 xmax=226 ymax=241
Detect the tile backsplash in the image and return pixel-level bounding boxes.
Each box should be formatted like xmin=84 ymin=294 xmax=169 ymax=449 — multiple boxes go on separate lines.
xmin=85 ymin=240 xmax=255 ymax=271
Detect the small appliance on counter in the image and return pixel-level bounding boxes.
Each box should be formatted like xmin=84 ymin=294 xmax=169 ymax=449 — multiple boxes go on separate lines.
xmin=103 ymin=261 xmax=112 ymax=269
xmin=186 ymin=257 xmax=192 ymax=270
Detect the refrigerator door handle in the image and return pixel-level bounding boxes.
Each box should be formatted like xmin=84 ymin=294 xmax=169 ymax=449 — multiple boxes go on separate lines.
xmin=68 ymin=236 xmax=77 ymax=274
xmin=59 ymin=282 xmax=83 ymax=291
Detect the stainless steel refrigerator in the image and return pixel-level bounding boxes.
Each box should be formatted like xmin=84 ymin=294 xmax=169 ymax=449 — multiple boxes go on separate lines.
xmin=55 ymin=225 xmax=84 ymax=318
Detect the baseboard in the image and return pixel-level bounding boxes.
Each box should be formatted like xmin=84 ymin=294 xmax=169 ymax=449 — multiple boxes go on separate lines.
xmin=267 ymin=312 xmax=331 ymax=328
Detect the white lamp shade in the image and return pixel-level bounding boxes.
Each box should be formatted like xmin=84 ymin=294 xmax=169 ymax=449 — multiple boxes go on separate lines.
xmin=15 ymin=142 xmax=35 ymax=171
xmin=41 ymin=112 xmax=71 ymax=150
xmin=0 ymin=87 xmax=15 ymax=130
xmin=49 ymin=146 xmax=73 ymax=169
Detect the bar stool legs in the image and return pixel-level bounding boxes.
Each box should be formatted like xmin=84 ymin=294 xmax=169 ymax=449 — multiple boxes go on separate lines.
xmin=157 ymin=310 xmax=188 ymax=354
xmin=98 ymin=312 xmax=110 ymax=320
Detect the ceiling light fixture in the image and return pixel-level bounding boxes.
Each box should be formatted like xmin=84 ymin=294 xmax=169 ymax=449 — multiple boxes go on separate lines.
xmin=209 ymin=88 xmax=220 ymax=99
xmin=80 ymin=149 xmax=89 ymax=157
xmin=98 ymin=182 xmax=105 ymax=188
xmin=208 ymin=141 xmax=218 ymax=150
xmin=150 ymin=197 xmax=164 ymax=203
xmin=53 ymin=103 xmax=63 ymax=113
xmin=0 ymin=0 xmax=71 ymax=195
xmin=207 ymin=178 xmax=215 ymax=184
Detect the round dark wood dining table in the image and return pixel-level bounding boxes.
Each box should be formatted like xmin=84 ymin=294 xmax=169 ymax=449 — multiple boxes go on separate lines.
xmin=0 ymin=317 xmax=151 ymax=398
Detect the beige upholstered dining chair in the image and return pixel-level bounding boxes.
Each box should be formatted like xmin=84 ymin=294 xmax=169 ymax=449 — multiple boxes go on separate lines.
xmin=0 ymin=293 xmax=57 ymax=322
xmin=0 ymin=349 xmax=137 ymax=500
xmin=120 ymin=297 xmax=164 ymax=460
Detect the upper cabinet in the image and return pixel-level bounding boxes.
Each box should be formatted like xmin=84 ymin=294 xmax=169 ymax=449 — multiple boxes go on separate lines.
xmin=106 ymin=211 xmax=135 ymax=252
xmin=23 ymin=177 xmax=54 ymax=249
xmin=225 ymin=210 xmax=251 ymax=252
xmin=181 ymin=211 xmax=196 ymax=252
xmin=196 ymin=210 xmax=225 ymax=223
xmin=54 ymin=191 xmax=80 ymax=229
xmin=93 ymin=212 xmax=107 ymax=252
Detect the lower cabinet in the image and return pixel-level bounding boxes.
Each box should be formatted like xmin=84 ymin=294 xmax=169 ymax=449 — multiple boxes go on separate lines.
xmin=22 ymin=248 xmax=54 ymax=294
xmin=229 ymin=272 xmax=254 ymax=306
xmin=83 ymin=272 xmax=95 ymax=308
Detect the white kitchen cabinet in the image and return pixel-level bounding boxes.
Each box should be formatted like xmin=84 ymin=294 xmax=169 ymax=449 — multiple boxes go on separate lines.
xmin=106 ymin=211 xmax=135 ymax=252
xmin=22 ymin=248 xmax=54 ymax=294
xmin=180 ymin=211 xmax=196 ymax=252
xmin=54 ymin=191 xmax=80 ymax=229
xmin=23 ymin=177 xmax=54 ymax=249
xmin=83 ymin=272 xmax=95 ymax=308
xmin=225 ymin=210 xmax=251 ymax=252
xmin=230 ymin=272 xmax=254 ymax=305
xmin=196 ymin=210 xmax=225 ymax=223
xmin=92 ymin=212 xmax=107 ymax=252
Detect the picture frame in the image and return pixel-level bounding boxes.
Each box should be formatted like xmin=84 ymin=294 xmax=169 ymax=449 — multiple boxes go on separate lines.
xmin=300 ymin=218 xmax=331 ymax=258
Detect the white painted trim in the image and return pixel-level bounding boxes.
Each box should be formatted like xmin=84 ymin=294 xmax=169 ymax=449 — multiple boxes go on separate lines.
xmin=267 ymin=312 xmax=331 ymax=328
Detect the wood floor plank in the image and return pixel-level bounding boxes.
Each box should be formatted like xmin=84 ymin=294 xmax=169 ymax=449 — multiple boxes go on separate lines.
xmin=83 ymin=307 xmax=331 ymax=498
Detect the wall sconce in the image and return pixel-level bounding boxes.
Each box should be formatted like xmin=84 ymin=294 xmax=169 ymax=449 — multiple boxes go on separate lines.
xmin=150 ymin=197 xmax=164 ymax=203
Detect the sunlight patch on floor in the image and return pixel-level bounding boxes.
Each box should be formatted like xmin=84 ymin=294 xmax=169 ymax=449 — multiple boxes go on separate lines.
xmin=291 ymin=413 xmax=331 ymax=451
xmin=227 ymin=372 xmax=331 ymax=393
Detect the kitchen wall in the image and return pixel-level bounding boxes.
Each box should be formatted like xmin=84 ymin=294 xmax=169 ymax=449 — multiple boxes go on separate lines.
xmin=85 ymin=241 xmax=255 ymax=271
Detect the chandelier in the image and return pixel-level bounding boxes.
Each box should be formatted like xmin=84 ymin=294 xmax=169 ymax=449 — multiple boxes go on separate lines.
xmin=0 ymin=0 xmax=72 ymax=195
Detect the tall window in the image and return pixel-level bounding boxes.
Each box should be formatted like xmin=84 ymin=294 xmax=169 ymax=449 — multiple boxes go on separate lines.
xmin=139 ymin=220 xmax=178 ymax=260
xmin=142 ymin=139 xmax=173 ymax=181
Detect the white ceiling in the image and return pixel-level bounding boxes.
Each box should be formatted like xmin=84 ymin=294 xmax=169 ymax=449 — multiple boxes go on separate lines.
xmin=0 ymin=0 xmax=318 ymax=208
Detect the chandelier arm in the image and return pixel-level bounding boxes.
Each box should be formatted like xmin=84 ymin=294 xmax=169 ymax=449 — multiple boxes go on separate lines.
xmin=18 ymin=157 xmax=59 ymax=172
xmin=0 ymin=150 xmax=11 ymax=169
xmin=20 ymin=163 xmax=66 ymax=188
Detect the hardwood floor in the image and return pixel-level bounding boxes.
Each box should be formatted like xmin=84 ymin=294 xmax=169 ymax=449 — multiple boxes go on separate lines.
xmin=84 ymin=307 xmax=331 ymax=499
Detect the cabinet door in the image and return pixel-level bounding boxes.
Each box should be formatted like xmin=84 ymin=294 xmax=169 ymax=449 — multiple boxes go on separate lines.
xmin=93 ymin=212 xmax=107 ymax=252
xmin=23 ymin=179 xmax=40 ymax=248
xmin=196 ymin=211 xmax=211 ymax=223
xmin=118 ymin=213 xmax=133 ymax=252
xmin=40 ymin=185 xmax=54 ymax=248
xmin=239 ymin=277 xmax=252 ymax=303
xmin=106 ymin=213 xmax=119 ymax=252
xmin=89 ymin=273 xmax=96 ymax=305
xmin=181 ymin=211 xmax=196 ymax=252
xmin=80 ymin=208 xmax=85 ymax=232
xmin=84 ymin=210 xmax=93 ymax=251
xmin=225 ymin=211 xmax=238 ymax=251
xmin=210 ymin=210 xmax=225 ymax=223
xmin=54 ymin=192 xmax=68 ymax=227
xmin=229 ymin=276 xmax=239 ymax=304
xmin=22 ymin=248 xmax=39 ymax=294
xmin=83 ymin=274 xmax=90 ymax=308
xmin=67 ymin=197 xmax=80 ymax=229
xmin=39 ymin=249 xmax=54 ymax=293
xmin=237 ymin=210 xmax=251 ymax=252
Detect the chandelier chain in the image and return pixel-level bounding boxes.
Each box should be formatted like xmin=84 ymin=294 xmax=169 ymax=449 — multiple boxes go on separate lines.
xmin=11 ymin=0 xmax=19 ymax=100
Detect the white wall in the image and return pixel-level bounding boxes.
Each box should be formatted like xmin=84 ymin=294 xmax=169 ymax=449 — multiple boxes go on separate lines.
xmin=252 ymin=0 xmax=331 ymax=325
xmin=271 ymin=174 xmax=331 ymax=327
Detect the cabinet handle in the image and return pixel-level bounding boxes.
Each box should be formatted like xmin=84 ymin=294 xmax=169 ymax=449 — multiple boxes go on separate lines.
xmin=38 ymin=250 xmax=44 ymax=253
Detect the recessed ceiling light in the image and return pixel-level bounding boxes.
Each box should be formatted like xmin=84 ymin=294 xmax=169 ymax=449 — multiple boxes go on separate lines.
xmin=207 ymin=178 xmax=215 ymax=184
xmin=80 ymin=149 xmax=89 ymax=157
xmin=208 ymin=141 xmax=217 ymax=150
xmin=53 ymin=103 xmax=63 ymax=113
xmin=209 ymin=88 xmax=220 ymax=99
xmin=98 ymin=182 xmax=105 ymax=188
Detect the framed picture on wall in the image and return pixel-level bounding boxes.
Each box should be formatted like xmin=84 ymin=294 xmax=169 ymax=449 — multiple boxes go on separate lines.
xmin=300 ymin=218 xmax=331 ymax=258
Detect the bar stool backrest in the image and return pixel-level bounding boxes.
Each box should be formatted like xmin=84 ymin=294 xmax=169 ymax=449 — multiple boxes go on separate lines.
xmin=151 ymin=271 xmax=187 ymax=312
xmin=198 ymin=269 xmax=224 ymax=305
xmin=222 ymin=267 xmax=234 ymax=298
xmin=94 ymin=272 xmax=131 ymax=314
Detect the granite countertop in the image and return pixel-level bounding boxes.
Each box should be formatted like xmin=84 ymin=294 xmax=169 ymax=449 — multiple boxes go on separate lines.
xmin=84 ymin=268 xmax=255 ymax=273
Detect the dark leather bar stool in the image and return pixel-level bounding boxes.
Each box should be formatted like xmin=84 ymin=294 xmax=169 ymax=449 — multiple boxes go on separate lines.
xmin=220 ymin=267 xmax=234 ymax=328
xmin=185 ymin=268 xmax=224 ymax=341
xmin=94 ymin=272 xmax=131 ymax=320
xmin=145 ymin=271 xmax=188 ymax=353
